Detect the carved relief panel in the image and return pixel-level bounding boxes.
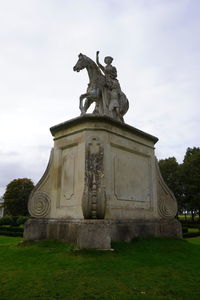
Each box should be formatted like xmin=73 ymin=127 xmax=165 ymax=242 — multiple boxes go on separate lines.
xmin=82 ymin=137 xmax=106 ymax=219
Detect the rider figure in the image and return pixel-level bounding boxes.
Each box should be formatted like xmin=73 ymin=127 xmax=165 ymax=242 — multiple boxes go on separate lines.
xmin=96 ymin=51 xmax=121 ymax=119
xmin=96 ymin=51 xmax=117 ymax=87
xmin=109 ymin=80 xmax=120 ymax=120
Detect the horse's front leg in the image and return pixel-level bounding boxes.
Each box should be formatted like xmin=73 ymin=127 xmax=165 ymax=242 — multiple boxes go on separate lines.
xmin=79 ymin=93 xmax=88 ymax=114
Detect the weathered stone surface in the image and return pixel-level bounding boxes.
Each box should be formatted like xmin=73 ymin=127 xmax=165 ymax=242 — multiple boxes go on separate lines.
xmin=24 ymin=218 xmax=48 ymax=241
xmin=27 ymin=115 xmax=163 ymax=221
xmin=24 ymin=218 xmax=182 ymax=249
xmin=73 ymin=52 xmax=129 ymax=122
xmin=77 ymin=223 xmax=111 ymax=249
xmin=28 ymin=191 xmax=50 ymax=218
xmin=24 ymin=115 xmax=181 ymax=248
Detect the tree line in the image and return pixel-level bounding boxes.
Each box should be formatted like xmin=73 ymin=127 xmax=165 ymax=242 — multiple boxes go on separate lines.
xmin=158 ymin=147 xmax=200 ymax=220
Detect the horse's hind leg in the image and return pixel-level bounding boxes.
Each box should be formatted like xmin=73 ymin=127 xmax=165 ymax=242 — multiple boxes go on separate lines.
xmin=83 ymin=98 xmax=92 ymax=114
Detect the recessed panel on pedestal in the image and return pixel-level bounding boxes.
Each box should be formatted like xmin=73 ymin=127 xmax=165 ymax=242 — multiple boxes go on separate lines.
xmin=59 ymin=145 xmax=77 ymax=207
xmin=112 ymin=145 xmax=152 ymax=204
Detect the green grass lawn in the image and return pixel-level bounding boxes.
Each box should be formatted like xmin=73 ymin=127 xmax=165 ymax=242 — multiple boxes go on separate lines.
xmin=0 ymin=236 xmax=200 ymax=300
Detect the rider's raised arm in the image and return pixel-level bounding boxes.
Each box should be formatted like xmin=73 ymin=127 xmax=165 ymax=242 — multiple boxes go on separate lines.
xmin=96 ymin=51 xmax=105 ymax=74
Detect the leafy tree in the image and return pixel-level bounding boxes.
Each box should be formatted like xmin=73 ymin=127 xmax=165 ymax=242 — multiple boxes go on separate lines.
xmin=181 ymin=147 xmax=200 ymax=219
xmin=158 ymin=157 xmax=183 ymax=212
xmin=159 ymin=148 xmax=200 ymax=220
xmin=3 ymin=178 xmax=34 ymax=216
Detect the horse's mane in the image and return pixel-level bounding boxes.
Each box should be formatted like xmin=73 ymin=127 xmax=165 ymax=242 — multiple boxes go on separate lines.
xmin=83 ymin=55 xmax=103 ymax=76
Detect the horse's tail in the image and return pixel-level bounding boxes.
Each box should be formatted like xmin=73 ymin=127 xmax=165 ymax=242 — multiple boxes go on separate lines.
xmin=119 ymin=92 xmax=129 ymax=117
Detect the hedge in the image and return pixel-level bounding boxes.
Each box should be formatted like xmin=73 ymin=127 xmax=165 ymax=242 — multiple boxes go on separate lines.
xmin=0 ymin=216 xmax=29 ymax=237
xmin=0 ymin=226 xmax=23 ymax=237
xmin=183 ymin=232 xmax=200 ymax=238
xmin=0 ymin=216 xmax=29 ymax=226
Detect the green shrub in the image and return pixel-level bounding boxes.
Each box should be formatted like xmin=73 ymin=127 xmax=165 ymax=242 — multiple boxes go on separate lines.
xmin=183 ymin=231 xmax=200 ymax=238
xmin=0 ymin=216 xmax=15 ymax=226
xmin=182 ymin=227 xmax=188 ymax=233
xmin=0 ymin=230 xmax=23 ymax=237
xmin=181 ymin=223 xmax=200 ymax=230
xmin=180 ymin=219 xmax=200 ymax=225
xmin=0 ymin=216 xmax=28 ymax=237
xmin=16 ymin=216 xmax=29 ymax=225
xmin=0 ymin=216 xmax=29 ymax=226
xmin=0 ymin=226 xmax=23 ymax=237
xmin=188 ymin=224 xmax=200 ymax=229
xmin=0 ymin=226 xmax=23 ymax=233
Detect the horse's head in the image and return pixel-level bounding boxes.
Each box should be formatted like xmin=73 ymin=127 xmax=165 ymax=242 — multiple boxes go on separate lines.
xmin=73 ymin=53 xmax=88 ymax=72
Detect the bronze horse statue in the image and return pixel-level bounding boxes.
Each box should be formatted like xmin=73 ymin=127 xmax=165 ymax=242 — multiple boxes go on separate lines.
xmin=73 ymin=53 xmax=129 ymax=122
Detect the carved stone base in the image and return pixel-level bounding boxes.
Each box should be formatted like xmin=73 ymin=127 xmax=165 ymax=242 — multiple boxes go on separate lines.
xmin=25 ymin=115 xmax=181 ymax=247
xmin=24 ymin=218 xmax=182 ymax=249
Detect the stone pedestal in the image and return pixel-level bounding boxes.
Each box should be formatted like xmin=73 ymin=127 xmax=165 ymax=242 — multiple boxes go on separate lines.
xmin=24 ymin=218 xmax=182 ymax=249
xmin=24 ymin=115 xmax=182 ymax=248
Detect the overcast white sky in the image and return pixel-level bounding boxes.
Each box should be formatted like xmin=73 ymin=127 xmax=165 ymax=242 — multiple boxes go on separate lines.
xmin=0 ymin=0 xmax=199 ymax=196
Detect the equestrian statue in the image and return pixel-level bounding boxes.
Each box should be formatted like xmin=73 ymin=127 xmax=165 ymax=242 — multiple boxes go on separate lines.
xmin=73 ymin=51 xmax=129 ymax=122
